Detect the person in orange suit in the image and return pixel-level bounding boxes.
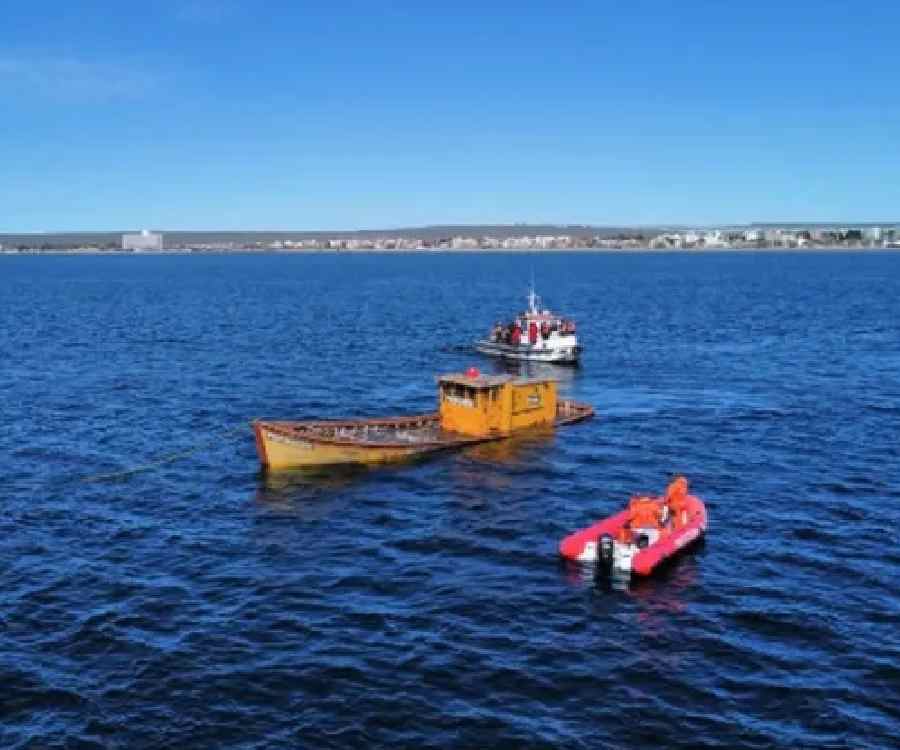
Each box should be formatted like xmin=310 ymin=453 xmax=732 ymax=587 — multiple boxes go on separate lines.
xmin=665 ymin=475 xmax=690 ymax=528
xmin=628 ymin=495 xmax=664 ymax=530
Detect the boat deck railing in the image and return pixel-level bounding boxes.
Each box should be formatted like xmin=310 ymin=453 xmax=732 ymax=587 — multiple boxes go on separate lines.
xmin=257 ymin=400 xmax=593 ymax=448
xmin=329 ymin=423 xmax=446 ymax=445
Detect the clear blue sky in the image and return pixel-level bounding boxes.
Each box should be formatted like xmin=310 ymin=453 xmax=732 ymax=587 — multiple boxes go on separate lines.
xmin=2 ymin=0 xmax=898 ymax=231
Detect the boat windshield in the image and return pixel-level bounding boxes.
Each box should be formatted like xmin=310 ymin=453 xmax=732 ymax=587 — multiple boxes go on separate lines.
xmin=441 ymin=382 xmax=476 ymax=406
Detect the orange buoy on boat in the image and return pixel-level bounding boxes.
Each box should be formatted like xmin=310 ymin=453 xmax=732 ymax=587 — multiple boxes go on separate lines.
xmin=559 ymin=476 xmax=707 ymax=577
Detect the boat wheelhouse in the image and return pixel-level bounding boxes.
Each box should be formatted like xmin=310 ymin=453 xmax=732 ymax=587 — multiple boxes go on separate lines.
xmin=476 ymin=287 xmax=581 ymax=364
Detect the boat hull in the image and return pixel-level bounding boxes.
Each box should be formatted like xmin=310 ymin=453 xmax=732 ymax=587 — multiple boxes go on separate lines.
xmin=476 ymin=340 xmax=581 ymax=364
xmin=254 ymin=422 xmax=451 ymax=468
xmin=559 ymin=495 xmax=707 ymax=576
xmin=254 ymin=401 xmax=593 ymax=470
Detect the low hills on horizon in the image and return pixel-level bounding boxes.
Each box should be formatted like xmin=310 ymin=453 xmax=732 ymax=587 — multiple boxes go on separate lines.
xmin=2 ymin=221 xmax=897 ymax=248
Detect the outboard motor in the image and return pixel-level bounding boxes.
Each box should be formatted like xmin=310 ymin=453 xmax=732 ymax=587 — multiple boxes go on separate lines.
xmin=599 ymin=534 xmax=615 ymax=573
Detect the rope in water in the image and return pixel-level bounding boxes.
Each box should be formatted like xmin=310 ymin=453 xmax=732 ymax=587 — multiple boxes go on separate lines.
xmin=79 ymin=420 xmax=256 ymax=483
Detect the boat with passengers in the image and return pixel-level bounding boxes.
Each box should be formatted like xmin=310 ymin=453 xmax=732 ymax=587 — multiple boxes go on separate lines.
xmin=559 ymin=476 xmax=707 ymax=577
xmin=476 ymin=287 xmax=581 ymax=365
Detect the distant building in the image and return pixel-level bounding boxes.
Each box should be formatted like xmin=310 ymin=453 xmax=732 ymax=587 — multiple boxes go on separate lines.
xmin=649 ymin=233 xmax=684 ymax=249
xmin=122 ymin=229 xmax=163 ymax=251
xmin=702 ymin=230 xmax=729 ymax=248
xmin=864 ymin=226 xmax=882 ymax=242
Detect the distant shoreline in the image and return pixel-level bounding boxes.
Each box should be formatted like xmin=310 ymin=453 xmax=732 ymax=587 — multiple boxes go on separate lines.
xmin=3 ymin=246 xmax=898 ymax=256
xmin=2 ymin=223 xmax=897 ymax=254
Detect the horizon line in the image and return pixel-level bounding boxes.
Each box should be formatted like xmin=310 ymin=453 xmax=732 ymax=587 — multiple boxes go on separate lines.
xmin=3 ymin=221 xmax=899 ymax=236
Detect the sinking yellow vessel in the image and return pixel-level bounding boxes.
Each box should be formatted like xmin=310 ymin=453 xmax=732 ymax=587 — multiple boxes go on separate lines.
xmin=253 ymin=370 xmax=593 ymax=470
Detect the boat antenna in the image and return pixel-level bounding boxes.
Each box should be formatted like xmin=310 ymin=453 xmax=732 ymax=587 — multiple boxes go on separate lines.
xmin=528 ymin=270 xmax=538 ymax=314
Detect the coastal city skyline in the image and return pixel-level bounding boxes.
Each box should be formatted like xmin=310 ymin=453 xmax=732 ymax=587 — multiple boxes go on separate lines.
xmin=2 ymin=222 xmax=899 ymax=252
xmin=3 ymin=2 xmax=900 ymax=231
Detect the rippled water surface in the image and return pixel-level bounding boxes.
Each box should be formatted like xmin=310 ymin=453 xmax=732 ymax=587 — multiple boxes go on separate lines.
xmin=2 ymin=252 xmax=899 ymax=749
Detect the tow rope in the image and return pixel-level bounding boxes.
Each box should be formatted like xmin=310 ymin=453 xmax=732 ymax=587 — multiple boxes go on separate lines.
xmin=78 ymin=420 xmax=255 ymax=483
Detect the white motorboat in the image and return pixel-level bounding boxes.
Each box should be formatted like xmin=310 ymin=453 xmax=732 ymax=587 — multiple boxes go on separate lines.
xmin=476 ymin=287 xmax=581 ymax=365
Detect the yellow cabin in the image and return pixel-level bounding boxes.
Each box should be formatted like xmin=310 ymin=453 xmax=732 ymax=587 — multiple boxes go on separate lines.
xmin=437 ymin=373 xmax=558 ymax=438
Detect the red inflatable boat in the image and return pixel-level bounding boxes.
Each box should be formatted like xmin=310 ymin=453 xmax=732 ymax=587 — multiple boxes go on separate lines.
xmin=559 ymin=476 xmax=707 ymax=577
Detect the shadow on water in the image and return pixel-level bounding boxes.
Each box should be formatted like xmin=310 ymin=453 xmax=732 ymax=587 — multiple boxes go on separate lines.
xmin=252 ymin=465 xmax=371 ymax=518
xmin=562 ymin=554 xmax=703 ymax=644
xmin=251 ymin=449 xmax=462 ymax=515
xmin=461 ymin=430 xmax=555 ymax=466
xmin=256 ymin=464 xmax=372 ymax=491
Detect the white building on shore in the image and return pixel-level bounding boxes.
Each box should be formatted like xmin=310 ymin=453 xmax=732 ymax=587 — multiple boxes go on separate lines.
xmin=122 ymin=229 xmax=163 ymax=251
xmin=864 ymin=227 xmax=882 ymax=243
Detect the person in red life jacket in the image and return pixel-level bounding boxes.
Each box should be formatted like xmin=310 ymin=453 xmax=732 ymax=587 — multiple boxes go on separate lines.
xmin=528 ymin=321 xmax=538 ymax=345
xmin=511 ymin=323 xmax=522 ymax=345
xmin=540 ymin=321 xmax=551 ymax=341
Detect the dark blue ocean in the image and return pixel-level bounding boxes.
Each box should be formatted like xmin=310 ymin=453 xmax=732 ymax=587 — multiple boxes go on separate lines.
xmin=1 ymin=251 xmax=898 ymax=749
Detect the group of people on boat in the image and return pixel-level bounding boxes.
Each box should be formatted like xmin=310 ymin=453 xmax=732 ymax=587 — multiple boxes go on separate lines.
xmin=618 ymin=475 xmax=692 ymax=545
xmin=490 ymin=318 xmax=576 ymax=347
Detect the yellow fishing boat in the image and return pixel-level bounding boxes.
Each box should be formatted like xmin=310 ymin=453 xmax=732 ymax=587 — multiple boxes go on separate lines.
xmin=252 ymin=370 xmax=593 ymax=470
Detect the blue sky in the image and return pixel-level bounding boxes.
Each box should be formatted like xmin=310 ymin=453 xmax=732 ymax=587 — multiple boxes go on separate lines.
xmin=1 ymin=0 xmax=899 ymax=231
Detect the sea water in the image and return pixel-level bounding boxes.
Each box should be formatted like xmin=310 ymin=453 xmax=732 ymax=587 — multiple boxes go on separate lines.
xmin=1 ymin=251 xmax=898 ymax=748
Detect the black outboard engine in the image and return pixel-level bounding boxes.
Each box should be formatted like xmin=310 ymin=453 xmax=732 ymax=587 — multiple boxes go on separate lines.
xmin=599 ymin=534 xmax=614 ymax=574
